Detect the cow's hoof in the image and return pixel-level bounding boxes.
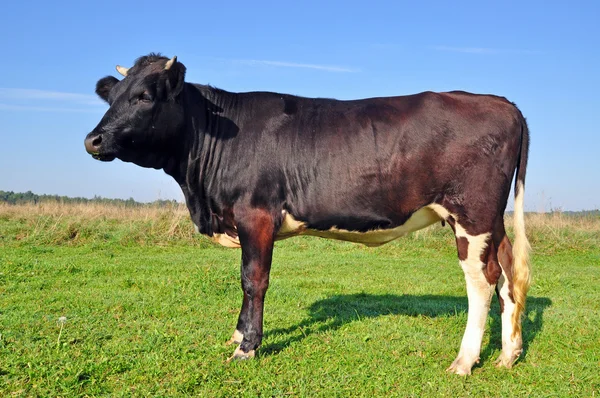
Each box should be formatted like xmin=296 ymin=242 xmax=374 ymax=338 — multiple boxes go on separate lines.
xmin=446 ymin=356 xmax=478 ymax=376
xmin=226 ymin=330 xmax=244 ymax=346
xmin=495 ymin=349 xmax=522 ymax=369
xmin=226 ymin=346 xmax=255 ymax=363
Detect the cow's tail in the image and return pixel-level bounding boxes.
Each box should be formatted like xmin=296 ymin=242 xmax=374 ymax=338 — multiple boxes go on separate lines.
xmin=511 ymin=113 xmax=531 ymax=339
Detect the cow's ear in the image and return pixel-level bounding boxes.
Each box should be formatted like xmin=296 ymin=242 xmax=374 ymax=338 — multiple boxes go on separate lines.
xmin=95 ymin=76 xmax=118 ymax=102
xmin=163 ymin=56 xmax=186 ymax=100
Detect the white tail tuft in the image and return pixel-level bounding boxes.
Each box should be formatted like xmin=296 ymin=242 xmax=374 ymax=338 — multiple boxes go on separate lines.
xmin=511 ymin=180 xmax=531 ymax=339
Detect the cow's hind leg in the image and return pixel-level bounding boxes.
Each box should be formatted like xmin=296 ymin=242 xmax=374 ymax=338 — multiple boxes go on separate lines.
xmin=495 ymin=227 xmax=524 ymax=367
xmin=447 ymin=221 xmax=500 ymax=375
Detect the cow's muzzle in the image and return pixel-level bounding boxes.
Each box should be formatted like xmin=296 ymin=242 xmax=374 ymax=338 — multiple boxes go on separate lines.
xmin=84 ymin=132 xmax=115 ymax=161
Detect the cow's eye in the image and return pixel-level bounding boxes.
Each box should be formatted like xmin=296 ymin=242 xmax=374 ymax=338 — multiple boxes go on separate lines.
xmin=139 ymin=92 xmax=153 ymax=102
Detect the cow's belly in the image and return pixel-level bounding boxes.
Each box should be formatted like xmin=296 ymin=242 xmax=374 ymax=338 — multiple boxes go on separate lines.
xmin=211 ymin=206 xmax=442 ymax=248
xmin=283 ymin=206 xmax=441 ymax=246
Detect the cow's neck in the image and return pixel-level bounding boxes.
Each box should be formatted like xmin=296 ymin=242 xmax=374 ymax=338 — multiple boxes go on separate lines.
xmin=170 ymin=83 xmax=241 ymax=236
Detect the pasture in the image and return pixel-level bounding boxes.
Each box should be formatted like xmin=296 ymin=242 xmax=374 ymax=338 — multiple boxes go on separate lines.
xmin=1 ymin=203 xmax=599 ymax=396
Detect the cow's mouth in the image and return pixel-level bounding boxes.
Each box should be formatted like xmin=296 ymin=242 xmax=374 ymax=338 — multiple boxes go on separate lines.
xmin=91 ymin=153 xmax=116 ymax=162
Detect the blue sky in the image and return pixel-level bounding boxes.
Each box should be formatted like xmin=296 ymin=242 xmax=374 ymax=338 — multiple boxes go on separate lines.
xmin=0 ymin=1 xmax=598 ymax=210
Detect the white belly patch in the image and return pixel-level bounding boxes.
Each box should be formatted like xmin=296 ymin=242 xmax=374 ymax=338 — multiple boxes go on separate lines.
xmin=211 ymin=205 xmax=442 ymax=248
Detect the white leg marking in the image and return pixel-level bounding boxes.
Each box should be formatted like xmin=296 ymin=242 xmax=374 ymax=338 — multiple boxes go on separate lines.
xmin=448 ymin=228 xmax=494 ymax=375
xmin=496 ymin=269 xmax=523 ymax=368
xmin=226 ymin=329 xmax=244 ymax=346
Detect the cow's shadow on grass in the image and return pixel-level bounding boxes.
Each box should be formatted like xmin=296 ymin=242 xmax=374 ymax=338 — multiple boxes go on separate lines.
xmin=262 ymin=293 xmax=551 ymax=365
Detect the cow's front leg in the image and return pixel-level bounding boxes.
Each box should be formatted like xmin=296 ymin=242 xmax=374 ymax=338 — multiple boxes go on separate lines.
xmin=226 ymin=291 xmax=247 ymax=346
xmin=227 ymin=208 xmax=277 ymax=361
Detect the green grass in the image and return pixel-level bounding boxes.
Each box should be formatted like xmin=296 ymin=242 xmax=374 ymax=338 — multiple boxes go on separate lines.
xmin=1 ymin=206 xmax=599 ymax=396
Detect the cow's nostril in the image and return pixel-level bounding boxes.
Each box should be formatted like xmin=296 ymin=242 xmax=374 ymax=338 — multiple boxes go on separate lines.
xmin=84 ymin=133 xmax=104 ymax=154
xmin=92 ymin=135 xmax=102 ymax=147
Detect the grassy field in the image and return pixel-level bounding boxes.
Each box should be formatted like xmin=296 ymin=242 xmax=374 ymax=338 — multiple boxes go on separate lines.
xmin=1 ymin=203 xmax=599 ymax=396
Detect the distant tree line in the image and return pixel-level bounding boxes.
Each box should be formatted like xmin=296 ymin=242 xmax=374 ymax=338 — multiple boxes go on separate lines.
xmin=1 ymin=190 xmax=597 ymax=215
xmin=563 ymin=210 xmax=600 ymax=217
xmin=0 ymin=190 xmax=179 ymax=207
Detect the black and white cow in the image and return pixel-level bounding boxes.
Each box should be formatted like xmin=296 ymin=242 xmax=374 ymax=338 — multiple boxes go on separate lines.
xmin=85 ymin=54 xmax=531 ymax=375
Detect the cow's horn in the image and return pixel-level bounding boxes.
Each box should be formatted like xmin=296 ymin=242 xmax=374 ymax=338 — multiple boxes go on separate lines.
xmin=165 ymin=56 xmax=177 ymax=70
xmin=116 ymin=65 xmax=129 ymax=77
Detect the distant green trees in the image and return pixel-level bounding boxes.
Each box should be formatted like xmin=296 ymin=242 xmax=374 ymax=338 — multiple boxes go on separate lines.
xmin=0 ymin=190 xmax=178 ymax=207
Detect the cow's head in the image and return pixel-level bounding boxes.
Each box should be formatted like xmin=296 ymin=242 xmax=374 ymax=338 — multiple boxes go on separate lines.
xmin=84 ymin=54 xmax=187 ymax=169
